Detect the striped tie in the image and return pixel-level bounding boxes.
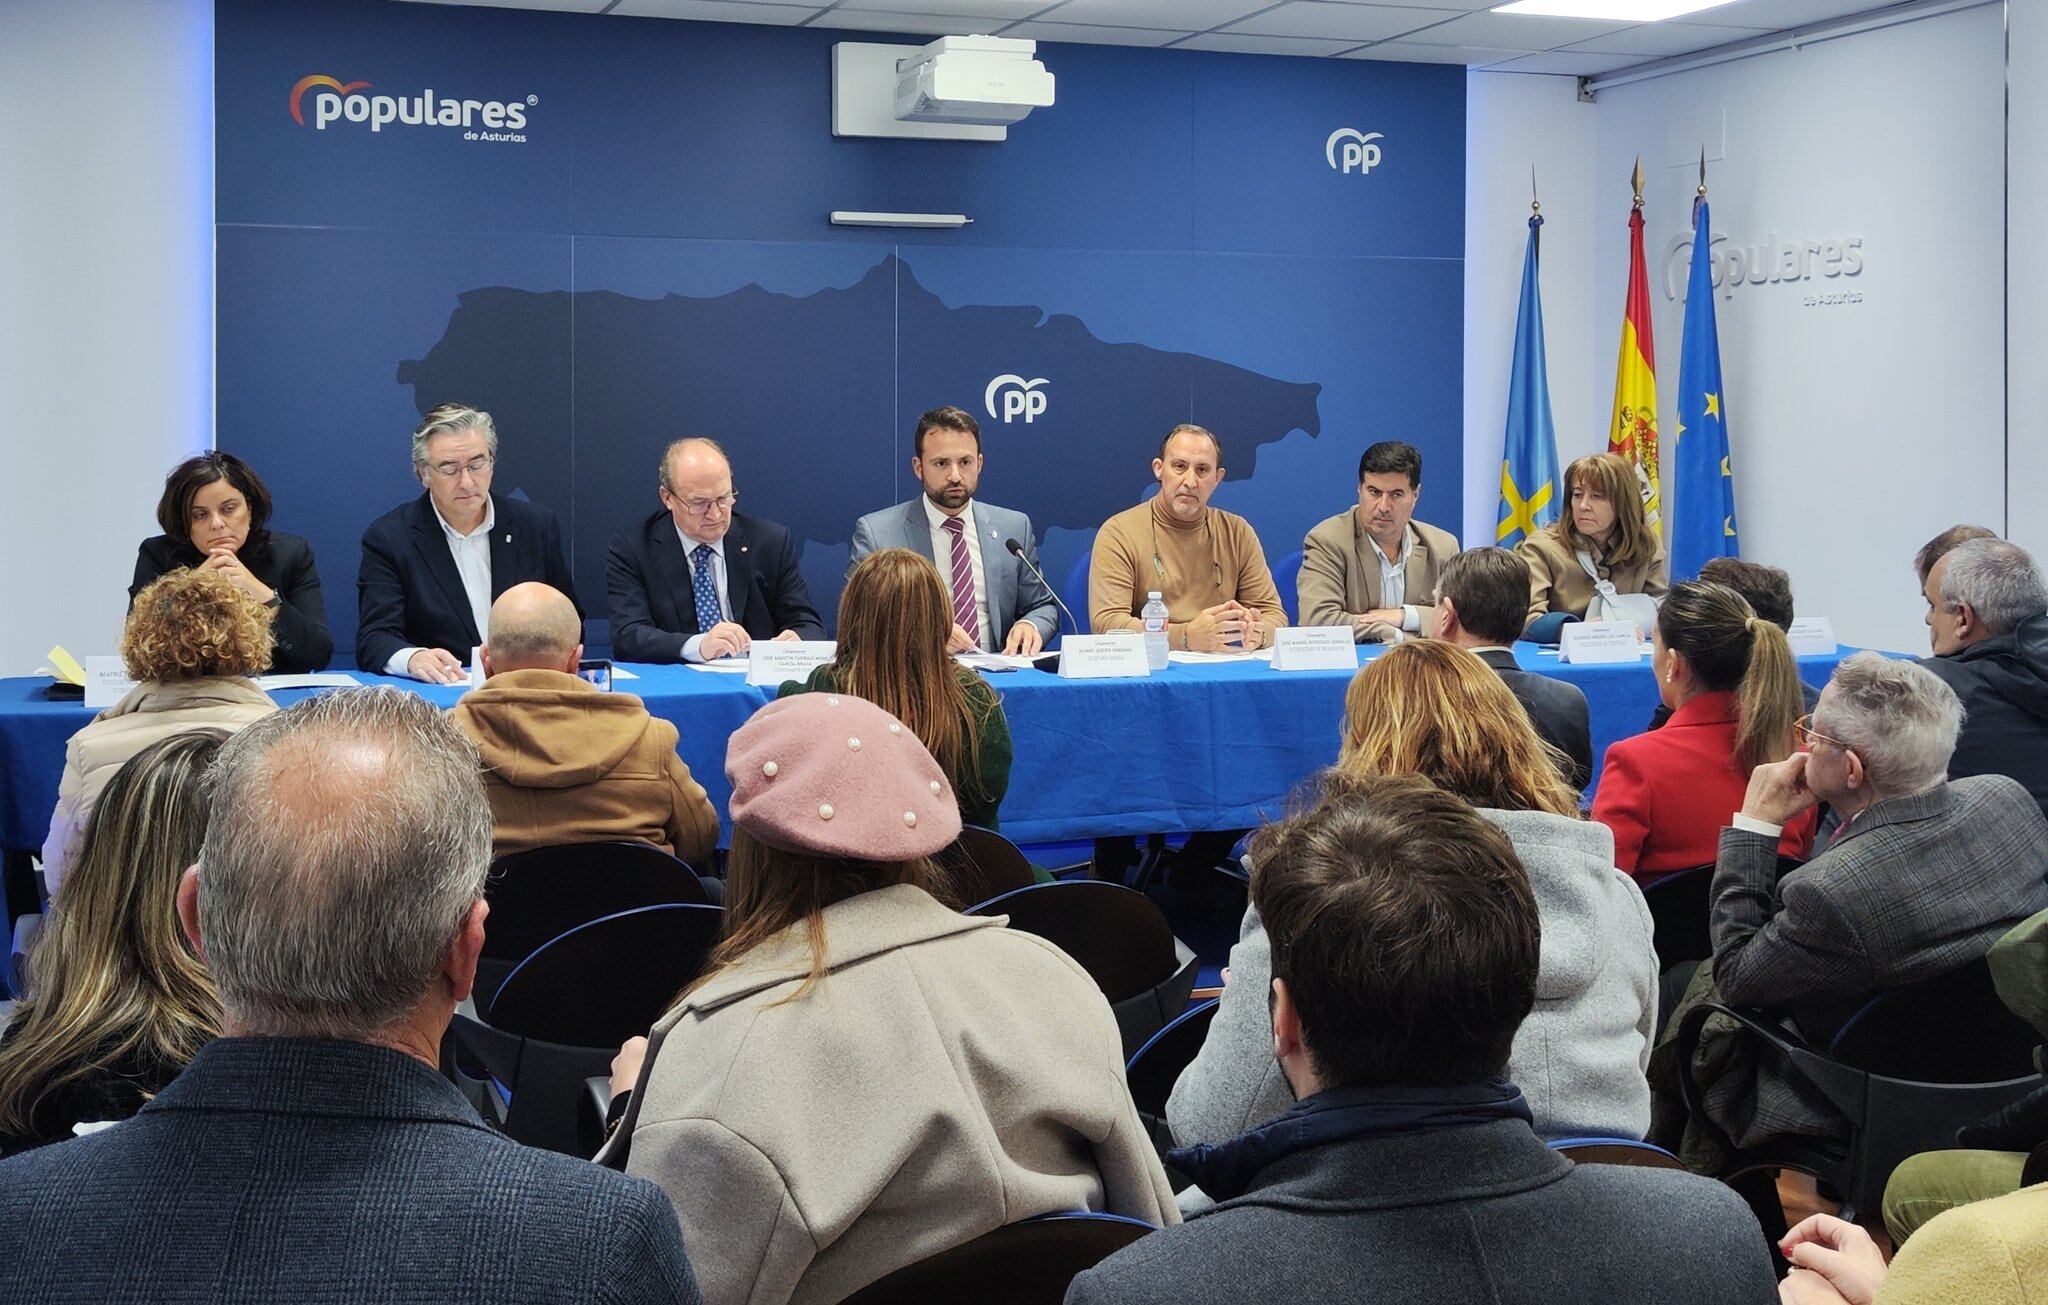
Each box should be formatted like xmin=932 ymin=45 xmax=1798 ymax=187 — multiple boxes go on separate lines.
xmin=942 ymin=516 xmax=981 ymax=648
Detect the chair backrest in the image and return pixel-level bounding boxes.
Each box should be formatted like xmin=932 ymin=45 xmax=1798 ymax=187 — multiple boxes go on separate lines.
xmin=1548 ymin=1137 xmax=1689 ymax=1170
xmin=482 ymin=841 xmax=712 ymax=968
xmin=487 ymin=903 xmax=724 ymax=1048
xmin=1829 ymin=957 xmax=2041 ymax=1084
xmin=838 ymin=1212 xmax=1154 ymax=1305
xmin=1125 ymin=998 xmax=1220 ymax=1119
xmin=941 ymin=826 xmax=1038 ymax=908
xmin=1643 ymin=863 xmax=1714 ymax=967
xmin=971 ymin=881 xmax=1179 ymax=1003
xmin=1062 ymin=551 xmax=1092 ymax=640
xmin=1270 ymin=549 xmax=1303 ymax=626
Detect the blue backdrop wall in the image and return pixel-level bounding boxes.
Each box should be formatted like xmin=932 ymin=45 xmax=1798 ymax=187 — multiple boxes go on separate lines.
xmin=214 ymin=0 xmax=1464 ymax=657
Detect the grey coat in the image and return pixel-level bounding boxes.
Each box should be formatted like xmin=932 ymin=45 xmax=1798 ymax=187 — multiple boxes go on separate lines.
xmin=1168 ymin=809 xmax=1656 ymax=1150
xmin=1065 ymin=1119 xmax=1776 ymax=1305
xmin=848 ymin=498 xmax=1059 ymax=641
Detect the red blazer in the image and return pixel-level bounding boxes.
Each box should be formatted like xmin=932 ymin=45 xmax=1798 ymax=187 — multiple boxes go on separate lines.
xmin=1592 ymin=691 xmax=1815 ymax=881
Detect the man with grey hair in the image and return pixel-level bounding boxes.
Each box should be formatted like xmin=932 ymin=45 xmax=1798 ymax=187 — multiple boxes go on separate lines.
xmin=1655 ymin=654 xmax=2048 ymax=1163
xmin=357 ymin=402 xmax=579 ymax=683
xmin=0 ymin=688 xmax=701 ymax=1304
xmin=1920 ymin=537 xmax=2048 ymax=818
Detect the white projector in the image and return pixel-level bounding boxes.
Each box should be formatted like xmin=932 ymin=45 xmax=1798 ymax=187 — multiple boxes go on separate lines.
xmin=892 ymin=36 xmax=1055 ymax=128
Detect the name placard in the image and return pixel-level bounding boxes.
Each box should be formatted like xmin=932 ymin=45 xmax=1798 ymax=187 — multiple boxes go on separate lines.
xmin=1269 ymin=626 xmax=1358 ymax=672
xmin=1787 ymin=617 xmax=1838 ymax=657
xmin=1559 ymin=621 xmax=1644 ymax=666
xmin=746 ymin=640 xmax=838 ymax=687
xmin=83 ymin=656 xmax=138 ymax=709
xmin=1057 ymin=633 xmax=1151 ymax=680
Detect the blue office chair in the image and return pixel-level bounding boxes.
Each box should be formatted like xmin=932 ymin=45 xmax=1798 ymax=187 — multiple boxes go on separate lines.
xmin=1547 ymin=1137 xmax=1688 ymax=1169
xmin=1271 ymin=548 xmax=1303 ymax=625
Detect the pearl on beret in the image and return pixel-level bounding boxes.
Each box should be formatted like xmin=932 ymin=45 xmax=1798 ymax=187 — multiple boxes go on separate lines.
xmin=848 ymin=736 xmax=862 ymax=751
xmin=889 ymin=723 xmax=902 ymax=734
xmin=762 ymin=761 xmax=779 ymax=778
xmin=904 ymin=811 xmax=918 ymax=827
xmin=826 ymin=697 xmax=840 ymax=706
xmin=819 ymin=803 xmax=835 ymax=820
xmin=929 ymin=779 xmax=943 ymax=794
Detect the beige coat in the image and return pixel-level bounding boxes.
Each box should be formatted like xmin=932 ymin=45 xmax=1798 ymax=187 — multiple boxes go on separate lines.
xmin=42 ymin=677 xmax=276 ymax=895
xmin=1297 ymin=510 xmax=1461 ymax=640
xmin=1517 ymin=524 xmax=1670 ymax=627
xmin=1877 ymin=1183 xmax=2048 ymax=1304
xmin=627 ymin=884 xmax=1177 ymax=1305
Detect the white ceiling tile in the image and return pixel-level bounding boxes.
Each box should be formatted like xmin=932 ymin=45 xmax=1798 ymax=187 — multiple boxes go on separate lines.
xmin=1224 ymin=2 xmax=1464 ymax=42
xmin=1558 ymin=17 xmax=1770 ymax=56
xmin=811 ymin=6 xmax=1014 ymax=33
xmin=399 ymin=0 xmax=615 ymax=10
xmin=1482 ymin=48 xmax=1651 ymax=73
xmin=1324 ymin=0 xmax=1503 ymax=9
xmin=1681 ymin=0 xmax=1894 ymax=29
xmin=613 ymin=0 xmax=824 ymax=21
xmin=832 ymin=0 xmax=1048 ymax=17
xmin=1000 ymin=20 xmax=1187 ymax=45
xmin=1027 ymin=0 xmax=1274 ymax=28
xmin=1404 ymin=9 xmax=1633 ymax=47
xmin=1172 ymin=30 xmax=1368 ymax=54
xmin=1343 ymin=40 xmax=1528 ymax=63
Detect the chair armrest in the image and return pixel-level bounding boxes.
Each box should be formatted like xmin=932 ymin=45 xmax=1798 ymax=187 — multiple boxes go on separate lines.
xmin=2023 ymin=1139 xmax=2048 ymax=1188
xmin=1676 ymin=1001 xmax=1871 ymax=1126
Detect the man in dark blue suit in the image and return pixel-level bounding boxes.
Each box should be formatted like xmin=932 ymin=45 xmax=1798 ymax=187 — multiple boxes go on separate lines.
xmin=606 ymin=437 xmax=824 ymax=663
xmin=356 ymin=404 xmax=578 ymax=682
xmin=0 ymin=688 xmax=700 ymax=1304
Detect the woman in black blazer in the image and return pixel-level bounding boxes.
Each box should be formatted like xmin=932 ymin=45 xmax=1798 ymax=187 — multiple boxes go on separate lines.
xmin=130 ymin=452 xmax=333 ymax=673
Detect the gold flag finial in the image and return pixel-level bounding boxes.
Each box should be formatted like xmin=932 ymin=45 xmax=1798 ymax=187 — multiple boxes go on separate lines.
xmin=1630 ymin=156 xmax=1645 ymax=210
xmin=1697 ymin=146 xmax=1708 ymax=197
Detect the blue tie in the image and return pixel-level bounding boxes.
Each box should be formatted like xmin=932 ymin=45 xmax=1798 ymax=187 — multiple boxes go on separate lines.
xmin=691 ymin=544 xmax=722 ymax=634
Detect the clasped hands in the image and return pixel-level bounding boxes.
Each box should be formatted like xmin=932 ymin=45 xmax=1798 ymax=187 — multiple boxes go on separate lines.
xmin=1184 ymin=599 xmax=1265 ymax=654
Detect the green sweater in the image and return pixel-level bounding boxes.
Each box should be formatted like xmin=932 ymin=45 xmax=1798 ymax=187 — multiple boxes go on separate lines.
xmin=776 ymin=665 xmax=1013 ymax=830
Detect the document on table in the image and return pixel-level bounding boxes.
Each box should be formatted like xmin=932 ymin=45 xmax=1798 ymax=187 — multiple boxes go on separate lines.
xmin=955 ymin=651 xmax=1035 ymax=672
xmin=1167 ymin=649 xmax=1274 ymax=664
xmin=255 ymin=673 xmax=361 ymax=691
xmin=609 ymin=666 xmax=639 ymax=680
xmin=684 ymin=659 xmax=751 ymax=673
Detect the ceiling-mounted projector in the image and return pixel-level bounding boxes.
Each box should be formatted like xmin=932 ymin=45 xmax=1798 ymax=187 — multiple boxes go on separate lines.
xmin=892 ymin=36 xmax=1055 ymax=127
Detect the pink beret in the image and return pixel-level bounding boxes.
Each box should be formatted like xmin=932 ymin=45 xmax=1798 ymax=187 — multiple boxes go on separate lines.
xmin=725 ymin=693 xmax=962 ymax=860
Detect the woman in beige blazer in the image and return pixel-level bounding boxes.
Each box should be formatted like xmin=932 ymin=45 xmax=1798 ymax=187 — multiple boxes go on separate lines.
xmin=42 ymin=569 xmax=276 ymax=895
xmin=612 ymin=694 xmax=1176 ymax=1305
xmin=1517 ymin=452 xmax=1668 ymax=642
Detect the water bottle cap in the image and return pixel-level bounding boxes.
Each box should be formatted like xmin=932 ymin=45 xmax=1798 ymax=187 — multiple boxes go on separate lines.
xmin=1147 ymin=591 xmax=1163 ymax=601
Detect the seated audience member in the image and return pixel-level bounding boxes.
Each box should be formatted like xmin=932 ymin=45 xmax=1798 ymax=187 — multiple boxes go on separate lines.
xmin=1070 ymin=773 xmax=1773 ymax=1305
xmin=1649 ymin=557 xmax=1820 ymax=728
xmin=1593 ymin=580 xmax=1814 ymax=881
xmin=1297 ymin=440 xmax=1460 ymax=643
xmin=447 ymin=583 xmax=716 ymax=865
xmin=1431 ymin=546 xmax=1593 ymax=791
xmin=1778 ymin=1203 xmax=2048 ymax=1305
xmin=0 ymin=690 xmax=700 ymax=1303
xmin=131 ymin=452 xmax=332 ymax=674
xmin=1170 ymin=642 xmax=1656 ymax=1159
xmin=42 ymin=568 xmax=277 ymax=895
xmin=778 ymin=549 xmax=1012 ymax=830
xmin=1918 ymin=538 xmax=2048 ymax=818
xmin=611 ymin=694 xmax=1174 ymax=1305
xmin=1656 ymin=655 xmax=2048 ymax=1164
xmin=1913 ymin=522 xmax=1998 ymax=588
xmin=605 ymin=437 xmax=825 ymax=664
xmin=1517 ymin=451 xmax=1668 ymax=643
xmin=0 ymin=732 xmax=225 ymax=1156
xmin=357 ymin=404 xmax=579 ymax=684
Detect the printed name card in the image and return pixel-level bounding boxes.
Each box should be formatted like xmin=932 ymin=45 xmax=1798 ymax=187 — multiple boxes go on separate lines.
xmin=1787 ymin=617 xmax=1838 ymax=657
xmin=1268 ymin=626 xmax=1358 ymax=672
xmin=83 ymin=656 xmax=139 ymax=709
xmin=746 ymin=640 xmax=838 ymax=686
xmin=1558 ymin=621 xmax=1644 ymax=666
xmin=1057 ymin=633 xmax=1151 ymax=680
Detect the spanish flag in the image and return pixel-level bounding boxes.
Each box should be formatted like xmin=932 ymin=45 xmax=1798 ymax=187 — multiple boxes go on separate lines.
xmin=1609 ymin=204 xmax=1662 ymax=528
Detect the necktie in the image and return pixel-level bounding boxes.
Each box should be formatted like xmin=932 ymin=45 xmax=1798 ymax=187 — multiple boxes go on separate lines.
xmin=691 ymin=544 xmax=722 ymax=634
xmin=943 ymin=516 xmax=981 ymax=648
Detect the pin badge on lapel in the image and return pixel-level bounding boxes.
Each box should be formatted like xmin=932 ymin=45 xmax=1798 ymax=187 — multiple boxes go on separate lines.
xmin=504 ymin=534 xmax=511 ymax=544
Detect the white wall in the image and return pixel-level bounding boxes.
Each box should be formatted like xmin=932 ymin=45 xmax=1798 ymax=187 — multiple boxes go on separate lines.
xmin=0 ymin=0 xmax=215 ymax=676
xmin=2011 ymin=0 xmax=2048 ymax=560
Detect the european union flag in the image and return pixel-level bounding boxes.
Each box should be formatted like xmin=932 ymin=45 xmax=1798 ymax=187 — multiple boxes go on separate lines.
xmin=1496 ymin=215 xmax=1561 ymax=549
xmin=1672 ymin=196 xmax=1739 ymax=579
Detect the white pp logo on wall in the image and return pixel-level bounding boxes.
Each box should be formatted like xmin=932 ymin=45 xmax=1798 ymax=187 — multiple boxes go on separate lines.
xmin=288 ymin=74 xmax=537 ymax=143
xmin=985 ymin=375 xmax=1049 ymax=424
xmin=1325 ymin=128 xmax=1385 ymax=176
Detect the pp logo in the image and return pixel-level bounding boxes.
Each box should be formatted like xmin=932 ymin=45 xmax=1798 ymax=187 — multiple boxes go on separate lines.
xmin=1325 ymin=128 xmax=1385 ymax=176
xmin=984 ymin=374 xmax=1049 ymax=424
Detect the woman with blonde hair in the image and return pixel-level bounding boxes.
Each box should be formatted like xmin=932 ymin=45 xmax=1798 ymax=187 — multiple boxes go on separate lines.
xmin=0 ymin=731 xmax=226 ymax=1155
xmin=1518 ymin=452 xmax=1669 ymax=643
xmin=780 ymin=547 xmax=1012 ymax=829
xmin=1593 ymin=579 xmax=1815 ymax=880
xmin=1169 ymin=639 xmax=1657 ymax=1156
xmin=41 ymin=568 xmax=276 ymax=893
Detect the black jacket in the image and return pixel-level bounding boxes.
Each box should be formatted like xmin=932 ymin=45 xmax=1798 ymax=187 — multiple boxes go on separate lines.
xmin=355 ymin=493 xmax=578 ymax=673
xmin=0 ymin=1018 xmax=186 ymax=1159
xmin=1475 ymin=648 xmax=1594 ymax=794
xmin=605 ymin=509 xmax=824 ymax=663
xmin=1922 ymin=615 xmax=2048 ymax=819
xmin=0 ymin=1037 xmax=699 ymax=1304
xmin=132 ymin=533 xmax=332 ymax=673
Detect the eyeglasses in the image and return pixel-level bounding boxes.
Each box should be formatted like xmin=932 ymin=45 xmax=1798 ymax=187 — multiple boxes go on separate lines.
xmin=677 ymin=492 xmax=738 ymax=516
xmin=426 ymin=456 xmax=494 ymax=480
xmin=1795 ymin=715 xmax=1847 ymax=751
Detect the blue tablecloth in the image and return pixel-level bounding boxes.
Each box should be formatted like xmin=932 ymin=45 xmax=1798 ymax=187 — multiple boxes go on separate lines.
xmin=0 ymin=645 xmax=1861 ymax=852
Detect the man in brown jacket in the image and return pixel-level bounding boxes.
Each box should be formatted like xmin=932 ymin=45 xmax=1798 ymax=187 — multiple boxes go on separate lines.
xmin=1297 ymin=440 xmax=1460 ymax=643
xmin=448 ymin=583 xmax=717 ymax=866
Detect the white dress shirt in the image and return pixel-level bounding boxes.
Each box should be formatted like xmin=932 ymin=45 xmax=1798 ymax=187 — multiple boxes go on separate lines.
xmin=925 ymin=497 xmax=995 ymax=651
xmin=1373 ymin=526 xmax=1422 ymax=633
xmin=386 ymin=498 xmax=496 ymax=677
xmin=677 ymin=526 xmax=735 ymax=664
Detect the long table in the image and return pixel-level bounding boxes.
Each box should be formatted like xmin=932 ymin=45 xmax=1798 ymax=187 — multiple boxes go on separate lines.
xmin=0 ymin=644 xmax=1861 ymax=853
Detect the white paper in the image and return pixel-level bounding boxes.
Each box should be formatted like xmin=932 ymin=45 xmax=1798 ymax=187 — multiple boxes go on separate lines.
xmin=956 ymin=651 xmax=1034 ymax=672
xmin=1268 ymin=627 xmax=1358 ymax=672
xmin=746 ymin=640 xmax=838 ymax=687
xmin=1559 ymin=620 xmax=1645 ymax=665
xmin=684 ymin=659 xmax=751 ymax=673
xmin=255 ymin=673 xmax=360 ymax=691
xmin=1058 ymin=633 xmax=1152 ymax=679
xmin=83 ymin=656 xmax=138 ymax=709
xmin=468 ymin=646 xmax=486 ymax=690
xmin=1166 ymin=648 xmax=1274 ymax=664
xmin=1787 ymin=617 xmax=1838 ymax=657
xmin=609 ymin=666 xmax=639 ymax=681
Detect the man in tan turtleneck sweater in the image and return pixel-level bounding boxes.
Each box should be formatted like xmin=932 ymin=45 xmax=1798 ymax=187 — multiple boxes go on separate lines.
xmin=1089 ymin=425 xmax=1287 ymax=650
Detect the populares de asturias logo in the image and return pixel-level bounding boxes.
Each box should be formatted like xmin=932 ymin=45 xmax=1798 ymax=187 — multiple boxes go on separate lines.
xmin=288 ymin=74 xmax=535 ymax=143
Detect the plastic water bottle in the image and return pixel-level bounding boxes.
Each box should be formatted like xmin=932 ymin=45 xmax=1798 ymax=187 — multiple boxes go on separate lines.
xmin=1142 ymin=591 xmax=1170 ymax=670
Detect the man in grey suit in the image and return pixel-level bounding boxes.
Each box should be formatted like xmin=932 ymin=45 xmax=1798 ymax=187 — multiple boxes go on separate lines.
xmin=0 ymin=689 xmax=700 ymax=1305
xmin=849 ymin=405 xmax=1059 ymax=655
xmin=1068 ymin=773 xmax=1774 ymax=1305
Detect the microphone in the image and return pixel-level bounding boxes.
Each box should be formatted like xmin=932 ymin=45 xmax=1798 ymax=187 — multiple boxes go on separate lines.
xmin=1006 ymin=538 xmax=1079 ymax=637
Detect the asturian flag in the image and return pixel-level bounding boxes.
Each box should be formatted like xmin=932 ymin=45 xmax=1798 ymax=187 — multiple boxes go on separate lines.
xmin=1496 ymin=213 xmax=1561 ymax=549
xmin=1609 ymin=204 xmax=1662 ymax=527
xmin=1672 ymin=194 xmax=1740 ymax=578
